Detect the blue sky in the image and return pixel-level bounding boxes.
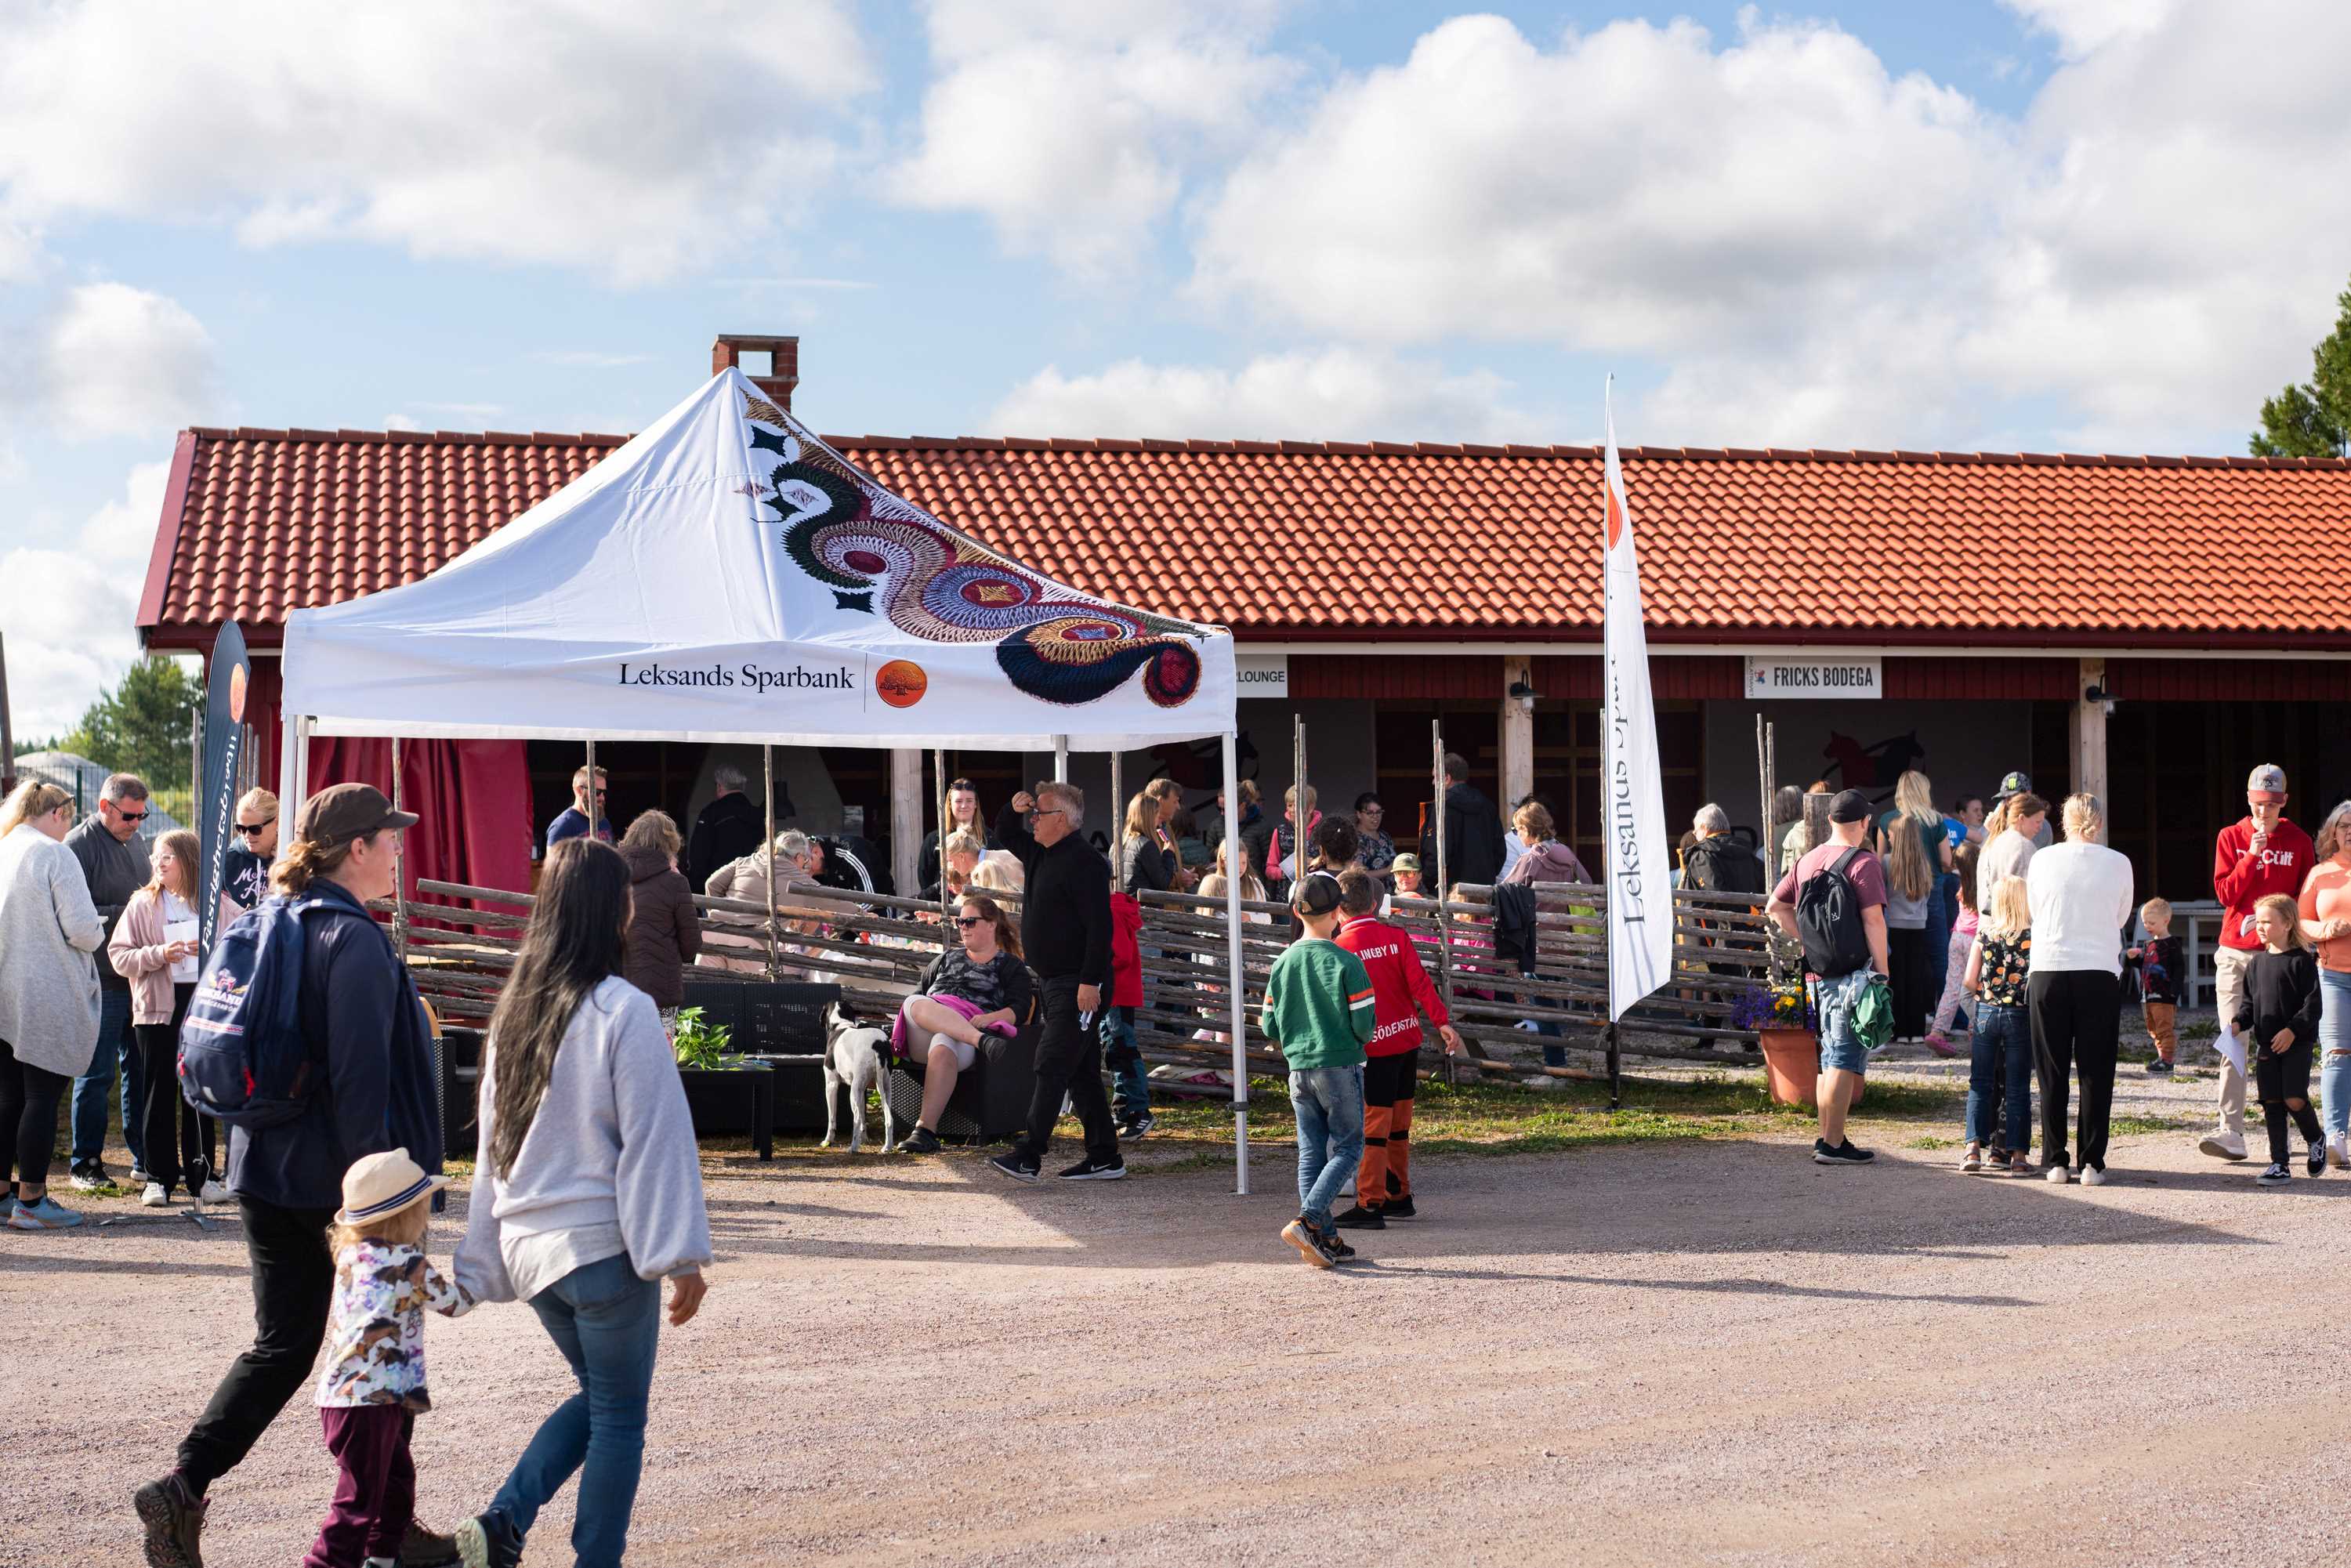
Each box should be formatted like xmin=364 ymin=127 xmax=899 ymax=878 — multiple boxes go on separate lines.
xmin=2 ymin=0 xmax=2346 ymax=737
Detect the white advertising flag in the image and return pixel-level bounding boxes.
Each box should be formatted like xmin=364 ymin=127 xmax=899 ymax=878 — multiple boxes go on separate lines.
xmin=1600 ymin=378 xmax=1672 ymax=1021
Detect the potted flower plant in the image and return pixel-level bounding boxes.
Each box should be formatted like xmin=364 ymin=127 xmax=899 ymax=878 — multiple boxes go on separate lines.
xmin=1737 ymin=979 xmax=1821 ymax=1107
xmin=673 ymin=1007 xmax=778 ymax=1157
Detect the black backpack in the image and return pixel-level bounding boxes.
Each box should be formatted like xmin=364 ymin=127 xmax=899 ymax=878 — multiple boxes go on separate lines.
xmin=1795 ymin=847 xmax=1874 ymax=978
xmin=1684 ymin=836 xmax=1766 ymax=897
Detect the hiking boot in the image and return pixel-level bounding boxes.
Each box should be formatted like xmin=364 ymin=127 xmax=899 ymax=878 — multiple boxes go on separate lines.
xmin=2256 ymin=1161 xmax=2291 ymax=1187
xmin=900 ymin=1126 xmax=941 ymax=1155
xmin=986 ymin=1153 xmax=1040 ymax=1184
xmin=455 ymin=1511 xmax=523 ymax=1568
xmin=133 ymin=1472 xmax=206 ymax=1568
xmin=8 ymin=1195 xmax=84 ymax=1229
xmin=1281 ymin=1218 xmax=1335 ymax=1269
xmin=400 ymin=1519 xmax=461 ymax=1567
xmin=1382 ymin=1194 xmax=1417 ymax=1219
xmin=1056 ymin=1155 xmax=1126 ymax=1181
xmin=1331 ymin=1204 xmax=1386 ymax=1229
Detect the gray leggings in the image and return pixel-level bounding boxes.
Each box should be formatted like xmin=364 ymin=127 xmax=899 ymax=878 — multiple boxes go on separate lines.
xmin=0 ymin=1034 xmax=71 ymax=1192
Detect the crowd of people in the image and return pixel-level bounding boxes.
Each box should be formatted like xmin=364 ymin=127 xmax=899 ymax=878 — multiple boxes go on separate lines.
xmin=9 ymin=741 xmax=2351 ymax=1560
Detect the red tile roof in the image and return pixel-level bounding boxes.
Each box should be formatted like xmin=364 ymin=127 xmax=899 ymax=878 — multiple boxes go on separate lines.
xmin=139 ymin=425 xmax=2351 ymax=650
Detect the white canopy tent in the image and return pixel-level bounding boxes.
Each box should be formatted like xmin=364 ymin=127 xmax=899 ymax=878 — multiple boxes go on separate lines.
xmin=280 ymin=368 xmax=1255 ymax=1187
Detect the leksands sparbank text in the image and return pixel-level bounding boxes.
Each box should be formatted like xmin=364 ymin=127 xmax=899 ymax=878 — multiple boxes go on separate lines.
xmin=618 ymin=661 xmax=857 ymax=694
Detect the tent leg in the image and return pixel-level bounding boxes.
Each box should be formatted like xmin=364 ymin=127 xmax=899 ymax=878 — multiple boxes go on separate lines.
xmin=763 ymin=744 xmax=778 ymax=981
xmin=390 ymin=735 xmax=408 ymax=966
xmin=290 ymin=716 xmax=313 ymax=825
xmin=1052 ymin=735 xmax=1069 ymax=786
xmin=1223 ymin=731 xmax=1248 ymax=1196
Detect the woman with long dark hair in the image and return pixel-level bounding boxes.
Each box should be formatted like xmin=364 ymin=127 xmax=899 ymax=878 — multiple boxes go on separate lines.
xmin=451 ymin=838 xmax=712 ymax=1568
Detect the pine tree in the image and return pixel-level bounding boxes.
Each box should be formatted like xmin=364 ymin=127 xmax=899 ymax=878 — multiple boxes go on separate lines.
xmin=2251 ymin=274 xmax=2351 ymax=458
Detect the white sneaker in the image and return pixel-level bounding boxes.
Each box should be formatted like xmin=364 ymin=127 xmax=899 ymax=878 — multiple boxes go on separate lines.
xmin=67 ymin=1168 xmax=105 ymax=1193
xmin=140 ymin=1182 xmax=170 ymax=1208
xmin=2328 ymin=1134 xmax=2349 ymax=1171
xmin=2080 ymin=1165 xmax=2109 ymax=1187
xmin=2045 ymin=1164 xmax=2074 ymax=1184
xmin=198 ymin=1179 xmax=229 ymax=1203
xmin=2198 ymin=1131 xmax=2248 ymax=1162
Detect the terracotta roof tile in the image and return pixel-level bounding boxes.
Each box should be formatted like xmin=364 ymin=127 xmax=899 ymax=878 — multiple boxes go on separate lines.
xmin=138 ymin=426 xmax=2351 ymax=648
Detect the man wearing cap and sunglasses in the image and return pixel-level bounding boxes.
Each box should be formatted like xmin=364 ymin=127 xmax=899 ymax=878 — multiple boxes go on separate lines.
xmin=2201 ymin=764 xmax=2315 ymax=1163
xmin=65 ymin=772 xmax=154 ymax=1190
xmin=137 ymin=783 xmax=451 ymax=1568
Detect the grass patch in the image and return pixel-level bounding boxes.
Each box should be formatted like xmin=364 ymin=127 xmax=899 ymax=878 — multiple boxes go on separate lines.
xmin=2180 ymin=1020 xmax=2219 ymax=1041
xmin=2108 ymin=1112 xmax=2197 ymax=1136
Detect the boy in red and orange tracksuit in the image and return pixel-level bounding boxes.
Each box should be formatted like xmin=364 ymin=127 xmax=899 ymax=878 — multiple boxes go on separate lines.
xmin=1333 ymin=869 xmax=1461 ymax=1227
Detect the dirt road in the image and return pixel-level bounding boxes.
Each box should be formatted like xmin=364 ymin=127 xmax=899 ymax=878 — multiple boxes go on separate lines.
xmin=7 ymin=1084 xmax=2342 ymax=1567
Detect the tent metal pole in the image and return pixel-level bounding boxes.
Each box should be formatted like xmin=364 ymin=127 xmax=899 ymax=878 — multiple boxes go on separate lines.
xmin=763 ymin=744 xmax=778 ymax=981
xmin=1222 ymin=730 xmax=1248 ymax=1195
xmin=1432 ymin=720 xmax=1454 ymax=1084
xmin=1052 ymin=735 xmax=1069 ymax=785
xmin=389 ymin=735 xmax=408 ymax=967
xmin=291 ymin=716 xmax=313 ymax=824
xmin=1109 ymin=749 xmax=1123 ymax=855
xmin=932 ymin=748 xmax=947 ymax=915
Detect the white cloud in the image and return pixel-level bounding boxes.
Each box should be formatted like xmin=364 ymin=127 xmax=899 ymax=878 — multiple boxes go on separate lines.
xmin=987 ymin=347 xmax=1549 ymax=444
xmin=890 ymin=1 xmax=1298 ymax=274
xmin=0 ymin=461 xmax=170 ymax=740
xmin=37 ymin=283 xmax=223 ymax=440
xmin=1182 ymin=6 xmax=2351 ymax=454
xmin=0 ymin=1 xmax=875 ymax=286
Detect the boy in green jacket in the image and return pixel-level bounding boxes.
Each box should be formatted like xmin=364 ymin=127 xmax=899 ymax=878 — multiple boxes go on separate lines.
xmin=1262 ymin=875 xmax=1377 ymax=1266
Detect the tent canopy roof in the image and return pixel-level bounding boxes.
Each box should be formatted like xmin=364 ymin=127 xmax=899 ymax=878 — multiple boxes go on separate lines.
xmin=281 ymin=369 xmax=1235 ymax=751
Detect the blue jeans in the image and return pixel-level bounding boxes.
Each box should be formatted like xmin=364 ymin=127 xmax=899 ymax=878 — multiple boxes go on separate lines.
xmin=1103 ymin=1006 xmax=1150 ymax=1122
xmin=2320 ymin=971 xmax=2351 ymax=1141
xmin=1966 ymin=1003 xmax=2034 ymax=1153
xmin=1290 ymin=1065 xmax=1364 ymax=1230
xmin=71 ymin=987 xmax=144 ymax=1171
xmin=1815 ymin=969 xmax=1877 ymax=1075
xmin=489 ymin=1253 xmax=662 ymax=1568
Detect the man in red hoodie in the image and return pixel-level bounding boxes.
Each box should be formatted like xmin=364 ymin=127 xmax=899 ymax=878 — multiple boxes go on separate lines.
xmin=2202 ymin=764 xmax=2313 ymax=1161
xmin=1332 ymin=870 xmax=1461 ymax=1227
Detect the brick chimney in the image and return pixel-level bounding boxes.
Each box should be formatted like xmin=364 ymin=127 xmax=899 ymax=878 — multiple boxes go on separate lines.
xmin=712 ymin=334 xmax=799 ymax=410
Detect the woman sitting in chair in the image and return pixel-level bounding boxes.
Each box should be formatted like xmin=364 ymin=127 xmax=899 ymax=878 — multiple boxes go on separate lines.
xmin=896 ymin=894 xmax=1034 ymax=1154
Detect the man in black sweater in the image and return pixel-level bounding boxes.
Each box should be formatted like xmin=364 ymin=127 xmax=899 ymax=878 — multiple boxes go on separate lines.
xmin=991 ymin=781 xmax=1123 ymax=1182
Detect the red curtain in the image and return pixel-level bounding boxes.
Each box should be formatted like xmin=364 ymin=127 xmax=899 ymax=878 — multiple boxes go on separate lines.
xmin=243 ymin=659 xmax=534 ymax=909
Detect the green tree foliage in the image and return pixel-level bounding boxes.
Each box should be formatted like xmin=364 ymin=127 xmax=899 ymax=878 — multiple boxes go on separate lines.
xmin=2251 ymin=275 xmax=2351 ymax=458
xmin=51 ymin=656 xmax=204 ymax=794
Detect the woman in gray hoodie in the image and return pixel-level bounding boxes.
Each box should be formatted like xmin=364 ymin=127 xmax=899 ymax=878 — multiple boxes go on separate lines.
xmin=451 ymin=838 xmax=712 ymax=1568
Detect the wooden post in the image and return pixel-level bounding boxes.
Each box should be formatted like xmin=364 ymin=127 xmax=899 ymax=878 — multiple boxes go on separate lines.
xmin=2074 ymin=657 xmax=2109 ymax=804
xmin=933 ymin=748 xmax=949 ymax=914
xmin=1052 ymin=735 xmax=1069 ymax=785
xmin=1431 ymin=720 xmax=1454 ymax=1082
xmin=888 ymin=748 xmax=922 ymax=897
xmin=1803 ymin=790 xmax=1832 ymax=866
xmin=1291 ymin=714 xmax=1308 ymax=886
xmin=1110 ymin=749 xmax=1124 ymax=863
xmin=1500 ymin=653 xmax=1534 ymax=812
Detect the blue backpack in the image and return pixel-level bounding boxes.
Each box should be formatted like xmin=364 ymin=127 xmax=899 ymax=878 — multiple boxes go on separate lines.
xmin=179 ymin=892 xmax=337 ymax=1128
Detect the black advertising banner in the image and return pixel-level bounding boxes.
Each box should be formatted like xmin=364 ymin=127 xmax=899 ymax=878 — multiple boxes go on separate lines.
xmin=197 ymin=620 xmax=252 ymax=951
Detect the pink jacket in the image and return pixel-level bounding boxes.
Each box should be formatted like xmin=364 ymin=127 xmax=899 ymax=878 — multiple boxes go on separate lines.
xmin=108 ymin=888 xmax=192 ymax=1025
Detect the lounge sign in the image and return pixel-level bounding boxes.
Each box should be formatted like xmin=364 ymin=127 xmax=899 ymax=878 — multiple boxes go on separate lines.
xmin=1236 ymin=653 xmax=1289 ymax=699
xmin=1744 ymin=654 xmax=1882 ymax=700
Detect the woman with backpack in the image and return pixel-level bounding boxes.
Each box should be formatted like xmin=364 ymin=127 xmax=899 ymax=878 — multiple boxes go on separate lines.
xmin=139 ymin=783 xmax=447 ymax=1568
xmin=450 ymin=837 xmax=711 ymax=1568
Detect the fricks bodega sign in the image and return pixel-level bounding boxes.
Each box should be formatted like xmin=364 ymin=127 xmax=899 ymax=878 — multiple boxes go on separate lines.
xmin=1744 ymin=654 xmax=1882 ymax=700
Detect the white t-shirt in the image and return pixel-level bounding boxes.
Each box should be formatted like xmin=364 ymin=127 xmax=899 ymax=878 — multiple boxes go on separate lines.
xmin=2024 ymin=840 xmax=2134 ymax=976
xmin=163 ymin=892 xmax=201 ymax=983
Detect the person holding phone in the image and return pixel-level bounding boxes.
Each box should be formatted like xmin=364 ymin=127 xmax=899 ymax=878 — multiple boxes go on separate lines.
xmin=109 ymin=829 xmax=224 ymax=1208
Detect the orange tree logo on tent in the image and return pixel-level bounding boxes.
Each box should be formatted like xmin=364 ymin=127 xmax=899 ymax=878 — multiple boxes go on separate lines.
xmin=876 ymin=660 xmax=929 ymax=708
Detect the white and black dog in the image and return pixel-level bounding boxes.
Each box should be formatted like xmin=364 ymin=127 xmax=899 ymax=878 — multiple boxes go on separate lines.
xmin=819 ymin=1003 xmax=897 ymax=1154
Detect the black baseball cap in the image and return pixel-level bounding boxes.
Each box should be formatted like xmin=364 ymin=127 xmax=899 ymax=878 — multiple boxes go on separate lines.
xmin=1828 ymin=788 xmax=1873 ymax=824
xmin=1293 ymin=871 xmax=1345 ymax=916
xmin=295 ymin=783 xmax=417 ymax=849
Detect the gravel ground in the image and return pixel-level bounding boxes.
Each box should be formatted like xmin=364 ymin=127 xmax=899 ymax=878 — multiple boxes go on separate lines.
xmin=11 ymin=1031 xmax=2341 ymax=1568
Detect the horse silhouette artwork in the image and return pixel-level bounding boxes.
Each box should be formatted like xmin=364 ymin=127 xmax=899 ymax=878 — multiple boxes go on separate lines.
xmin=1822 ymin=730 xmax=1925 ymax=795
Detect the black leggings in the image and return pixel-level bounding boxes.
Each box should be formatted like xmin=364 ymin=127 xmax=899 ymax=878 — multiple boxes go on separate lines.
xmin=2258 ymin=1038 xmax=2324 ymax=1164
xmin=0 ymin=1034 xmax=71 ymax=1194
xmin=137 ymin=982 xmax=215 ymax=1196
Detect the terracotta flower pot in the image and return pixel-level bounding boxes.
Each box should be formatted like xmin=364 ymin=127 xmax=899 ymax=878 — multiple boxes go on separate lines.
xmin=1758 ymin=1027 xmax=1820 ymax=1106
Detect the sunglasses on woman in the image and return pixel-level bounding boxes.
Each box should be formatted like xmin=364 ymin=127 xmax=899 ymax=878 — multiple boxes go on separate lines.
xmin=235 ymin=820 xmax=275 ymax=836
xmin=953 ymin=915 xmax=986 ymax=929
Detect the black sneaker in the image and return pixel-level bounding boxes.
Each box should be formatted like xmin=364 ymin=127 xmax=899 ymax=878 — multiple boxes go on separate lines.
xmin=900 ymin=1126 xmax=941 ymax=1155
xmin=400 ymin=1519 xmax=462 ymax=1567
xmin=1813 ymin=1139 xmax=1874 ymax=1165
xmin=1331 ymin=1204 xmax=1386 ymax=1229
xmin=2146 ymin=1059 xmax=2174 ymax=1076
xmin=2257 ymin=1161 xmax=2291 ymax=1187
xmin=133 ymin=1472 xmax=206 ymax=1568
xmin=987 ymin=1153 xmax=1041 ymax=1183
xmin=1281 ymin=1218 xmax=1334 ymax=1268
xmin=1056 ymin=1155 xmax=1127 ymax=1181
xmin=2310 ymin=1142 xmax=2328 ymax=1178
xmin=455 ymin=1511 xmax=523 ymax=1568
xmin=1118 ymin=1112 xmax=1157 ymax=1142
xmin=1383 ymin=1194 xmax=1417 ymax=1219
xmin=1320 ymin=1228 xmax=1359 ymax=1263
